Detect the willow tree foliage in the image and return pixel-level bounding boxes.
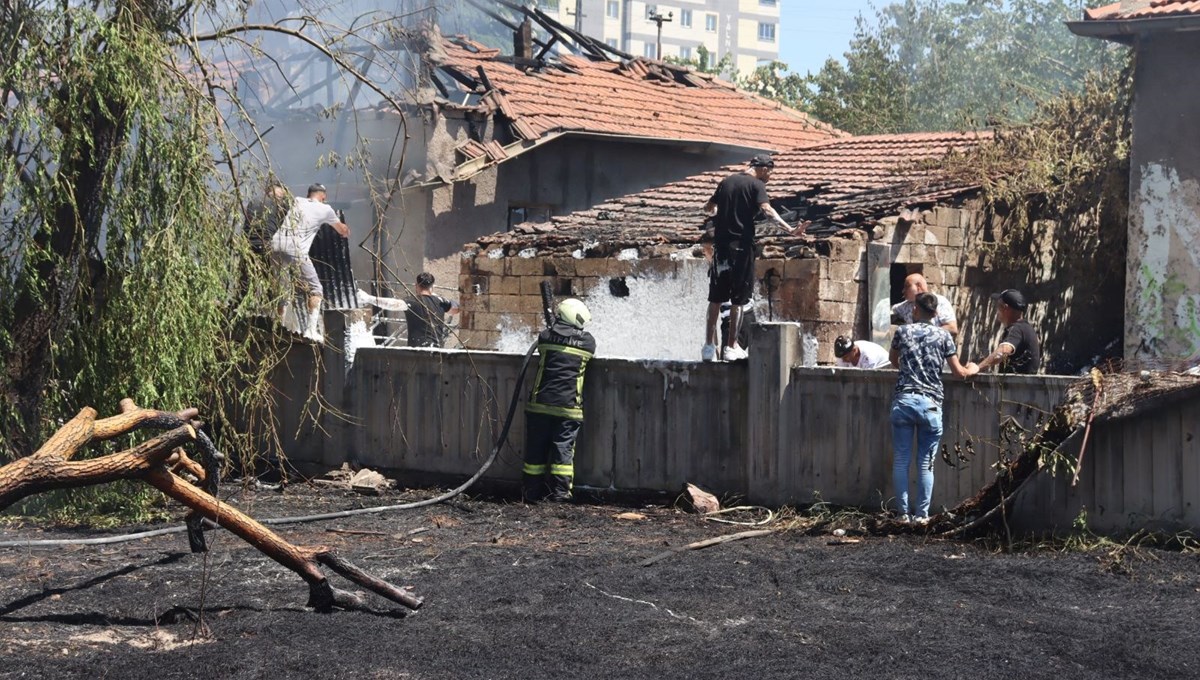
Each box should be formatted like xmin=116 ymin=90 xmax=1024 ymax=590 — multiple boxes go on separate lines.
xmin=0 ymin=0 xmax=411 ymax=519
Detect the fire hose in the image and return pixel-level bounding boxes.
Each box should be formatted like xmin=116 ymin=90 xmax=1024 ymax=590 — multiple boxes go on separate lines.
xmin=0 ymin=288 xmax=559 ymax=549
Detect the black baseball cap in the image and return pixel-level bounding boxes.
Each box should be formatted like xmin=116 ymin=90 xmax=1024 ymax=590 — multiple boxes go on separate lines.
xmin=749 ymin=153 xmax=775 ymax=168
xmin=992 ymin=289 xmax=1028 ymax=310
xmin=307 ymin=183 xmax=328 ymax=195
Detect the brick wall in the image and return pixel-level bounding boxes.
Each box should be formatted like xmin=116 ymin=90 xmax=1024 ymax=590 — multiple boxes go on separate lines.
xmin=456 ymin=198 xmax=1123 ymax=372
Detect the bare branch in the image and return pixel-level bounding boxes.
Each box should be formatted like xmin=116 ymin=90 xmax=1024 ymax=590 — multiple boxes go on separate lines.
xmin=183 ymin=21 xmax=405 ymax=113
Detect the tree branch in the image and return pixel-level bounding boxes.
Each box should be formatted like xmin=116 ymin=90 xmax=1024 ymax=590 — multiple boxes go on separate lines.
xmin=184 ymin=21 xmax=406 ymax=113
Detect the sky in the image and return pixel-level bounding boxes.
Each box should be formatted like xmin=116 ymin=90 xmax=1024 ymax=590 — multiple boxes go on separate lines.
xmin=778 ymin=0 xmax=878 ymax=76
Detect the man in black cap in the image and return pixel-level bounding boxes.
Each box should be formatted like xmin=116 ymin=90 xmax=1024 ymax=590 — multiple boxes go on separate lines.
xmin=975 ymin=289 xmax=1041 ymax=374
xmin=701 ymin=153 xmax=804 ymax=362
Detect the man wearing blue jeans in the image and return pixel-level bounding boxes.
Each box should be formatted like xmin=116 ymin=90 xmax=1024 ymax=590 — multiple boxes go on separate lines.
xmin=888 ymin=293 xmax=978 ymax=524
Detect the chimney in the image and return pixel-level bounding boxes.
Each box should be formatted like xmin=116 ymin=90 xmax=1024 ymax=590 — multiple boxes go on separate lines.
xmin=514 ymin=18 xmax=534 ymax=60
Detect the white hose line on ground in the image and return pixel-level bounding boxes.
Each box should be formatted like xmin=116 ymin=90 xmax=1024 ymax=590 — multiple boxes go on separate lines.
xmin=701 ymin=506 xmax=777 ymax=526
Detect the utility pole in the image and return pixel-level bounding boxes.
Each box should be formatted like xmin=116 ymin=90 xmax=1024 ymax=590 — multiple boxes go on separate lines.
xmin=647 ymin=6 xmax=672 ymax=59
xmin=569 ymin=0 xmax=585 ymax=34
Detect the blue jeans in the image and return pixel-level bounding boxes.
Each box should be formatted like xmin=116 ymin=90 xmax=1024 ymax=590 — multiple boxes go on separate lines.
xmin=890 ymin=392 xmax=944 ymax=518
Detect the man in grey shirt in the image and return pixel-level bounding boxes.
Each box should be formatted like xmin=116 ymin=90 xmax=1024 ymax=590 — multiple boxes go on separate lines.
xmin=270 ymin=183 xmax=349 ymax=341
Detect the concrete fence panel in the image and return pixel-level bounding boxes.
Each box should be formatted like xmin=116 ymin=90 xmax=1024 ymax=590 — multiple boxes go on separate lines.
xmin=274 ymin=315 xmax=1196 ymax=532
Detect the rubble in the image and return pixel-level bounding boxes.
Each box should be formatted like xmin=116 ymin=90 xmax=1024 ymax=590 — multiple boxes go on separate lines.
xmin=349 ymin=468 xmax=395 ymax=496
xmin=680 ymin=483 xmax=721 ymax=515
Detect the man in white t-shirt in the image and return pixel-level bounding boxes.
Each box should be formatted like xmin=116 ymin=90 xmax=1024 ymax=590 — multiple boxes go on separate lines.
xmin=834 ymin=336 xmax=892 ymax=369
xmin=270 ymin=183 xmax=349 ymax=341
xmin=890 ymin=273 xmax=958 ymax=336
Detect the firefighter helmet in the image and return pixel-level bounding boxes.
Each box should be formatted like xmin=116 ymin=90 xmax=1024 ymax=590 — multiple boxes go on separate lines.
xmin=556 ymin=298 xmax=591 ymax=329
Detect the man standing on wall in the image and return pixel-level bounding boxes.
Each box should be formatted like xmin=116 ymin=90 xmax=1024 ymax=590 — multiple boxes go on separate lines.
xmin=891 ymin=273 xmax=959 ymax=336
xmin=701 ymin=154 xmax=804 ymax=362
xmin=403 ymin=272 xmax=460 ymax=348
xmin=524 ymin=299 xmax=596 ymax=503
xmin=974 ymin=289 xmax=1042 ymax=374
xmin=269 ymin=183 xmax=350 ymax=342
xmin=888 ymin=293 xmax=978 ymax=524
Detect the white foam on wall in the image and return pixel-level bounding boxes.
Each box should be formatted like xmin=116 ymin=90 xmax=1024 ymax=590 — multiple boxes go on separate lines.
xmin=488 ymin=258 xmax=821 ymax=362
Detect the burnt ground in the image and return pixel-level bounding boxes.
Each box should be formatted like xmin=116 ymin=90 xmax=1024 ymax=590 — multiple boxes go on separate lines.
xmin=0 ymin=485 xmax=1198 ymax=680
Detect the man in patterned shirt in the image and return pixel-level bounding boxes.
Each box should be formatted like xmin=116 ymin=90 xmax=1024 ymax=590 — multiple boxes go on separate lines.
xmin=888 ymin=293 xmax=978 ymax=524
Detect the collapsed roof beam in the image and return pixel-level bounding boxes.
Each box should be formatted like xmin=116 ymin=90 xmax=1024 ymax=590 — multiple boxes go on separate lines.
xmin=463 ymin=0 xmax=552 ymax=51
xmin=487 ymin=0 xmax=632 ymax=61
xmin=532 ymin=6 xmax=633 ymax=61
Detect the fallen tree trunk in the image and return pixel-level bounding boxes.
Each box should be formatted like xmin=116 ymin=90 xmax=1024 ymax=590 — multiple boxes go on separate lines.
xmin=930 ymin=370 xmax=1200 ymax=537
xmin=0 ymin=399 xmax=422 ymax=613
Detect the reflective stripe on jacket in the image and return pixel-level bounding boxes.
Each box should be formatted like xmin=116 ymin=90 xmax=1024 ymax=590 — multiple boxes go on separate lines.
xmin=526 ymin=321 xmax=597 ymax=420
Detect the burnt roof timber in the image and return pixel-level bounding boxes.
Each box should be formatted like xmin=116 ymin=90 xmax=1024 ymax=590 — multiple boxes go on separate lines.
xmin=463 ymin=0 xmax=553 ymax=50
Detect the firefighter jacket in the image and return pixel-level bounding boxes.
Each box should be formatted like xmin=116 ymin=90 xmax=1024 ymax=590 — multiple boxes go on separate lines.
xmin=525 ymin=321 xmax=597 ymax=421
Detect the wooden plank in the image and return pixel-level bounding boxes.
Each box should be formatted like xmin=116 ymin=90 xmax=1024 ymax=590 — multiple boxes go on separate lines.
xmin=1122 ymin=412 xmax=1152 ymax=529
xmin=1151 ymin=406 xmax=1184 ymax=524
xmin=1179 ymin=399 xmax=1200 ymax=527
xmin=1090 ymin=421 xmax=1124 ymax=532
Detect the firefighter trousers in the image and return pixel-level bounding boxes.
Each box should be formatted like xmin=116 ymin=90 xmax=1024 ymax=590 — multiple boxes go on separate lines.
xmin=522 ymin=411 xmax=581 ymax=502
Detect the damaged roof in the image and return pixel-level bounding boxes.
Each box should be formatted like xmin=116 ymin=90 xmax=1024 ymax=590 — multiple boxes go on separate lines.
xmin=431 ymin=34 xmax=843 ymax=161
xmin=1084 ymin=0 xmax=1200 ymax=20
xmin=472 ymin=131 xmax=992 ymax=253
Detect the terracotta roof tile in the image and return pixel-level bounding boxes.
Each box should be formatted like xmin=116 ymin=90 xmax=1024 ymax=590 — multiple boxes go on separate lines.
xmin=435 ymin=35 xmax=844 ymax=152
xmin=1085 ymin=0 xmax=1200 ymax=20
xmin=474 ymin=131 xmax=993 ymax=251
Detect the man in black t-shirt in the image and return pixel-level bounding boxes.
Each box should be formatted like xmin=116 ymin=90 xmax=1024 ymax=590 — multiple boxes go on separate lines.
xmin=701 ymin=154 xmax=803 ymax=362
xmin=975 ymin=289 xmax=1041 ymax=374
xmin=404 ymin=272 xmax=459 ymax=347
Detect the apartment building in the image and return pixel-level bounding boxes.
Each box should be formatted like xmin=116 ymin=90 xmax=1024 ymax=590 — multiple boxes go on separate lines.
xmin=537 ymin=0 xmax=781 ymax=76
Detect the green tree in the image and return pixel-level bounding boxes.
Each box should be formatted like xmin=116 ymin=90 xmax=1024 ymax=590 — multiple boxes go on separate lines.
xmin=800 ymin=20 xmax=916 ymax=134
xmin=801 ymin=0 xmax=1125 ymax=134
xmin=0 ymin=0 xmax=410 ymax=520
xmin=666 ymin=44 xmax=735 ymax=75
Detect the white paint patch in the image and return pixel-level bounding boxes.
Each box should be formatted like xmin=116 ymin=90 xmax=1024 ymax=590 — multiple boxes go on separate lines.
xmin=1130 ymin=163 xmax=1200 ymax=361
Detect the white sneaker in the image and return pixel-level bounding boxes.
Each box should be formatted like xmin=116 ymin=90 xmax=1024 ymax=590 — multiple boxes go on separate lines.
xmin=701 ymin=344 xmax=718 ymax=362
xmin=913 ymin=515 xmax=932 ymax=526
xmin=303 ymin=329 xmax=325 ymax=343
xmin=722 ymin=345 xmax=749 ymax=361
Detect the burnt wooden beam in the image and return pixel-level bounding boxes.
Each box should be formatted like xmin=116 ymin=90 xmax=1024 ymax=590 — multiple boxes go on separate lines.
xmin=0 ymin=400 xmax=424 ymax=613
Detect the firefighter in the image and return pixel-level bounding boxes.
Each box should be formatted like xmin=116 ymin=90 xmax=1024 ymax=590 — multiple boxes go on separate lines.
xmin=522 ymin=298 xmax=596 ymax=503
